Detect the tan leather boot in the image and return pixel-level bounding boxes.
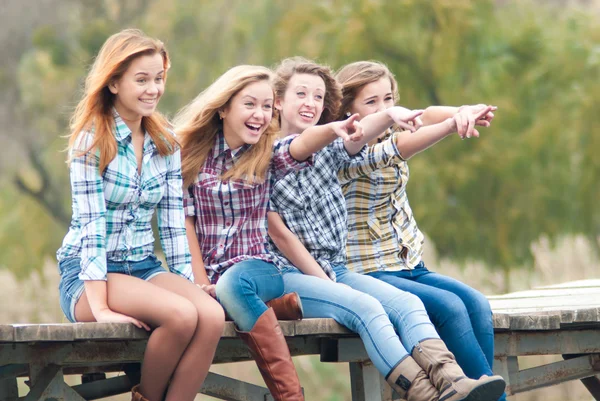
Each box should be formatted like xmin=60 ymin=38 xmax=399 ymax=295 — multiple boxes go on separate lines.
xmin=236 ymin=308 xmax=304 ymax=401
xmin=131 ymin=384 xmax=149 ymax=401
xmin=266 ymin=292 xmax=304 ymax=320
xmin=386 ymin=356 xmax=440 ymax=401
xmin=412 ymin=339 xmax=506 ymax=401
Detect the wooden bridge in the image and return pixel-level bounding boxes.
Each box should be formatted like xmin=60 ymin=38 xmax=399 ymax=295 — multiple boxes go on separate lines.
xmin=1 ymin=279 xmax=599 ymax=400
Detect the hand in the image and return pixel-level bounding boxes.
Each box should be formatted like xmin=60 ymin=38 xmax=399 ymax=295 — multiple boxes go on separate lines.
xmin=387 ymin=107 xmax=424 ymax=132
xmin=197 ymin=283 xmax=217 ymax=298
xmin=453 ymin=105 xmax=497 ymax=139
xmin=93 ymin=308 xmax=151 ymax=331
xmin=331 ymin=113 xmax=364 ymax=142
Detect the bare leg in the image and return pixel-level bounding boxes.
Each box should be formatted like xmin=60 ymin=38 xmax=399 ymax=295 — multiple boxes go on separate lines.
xmin=149 ymin=273 xmax=225 ymax=401
xmin=74 ymin=273 xmax=199 ymax=401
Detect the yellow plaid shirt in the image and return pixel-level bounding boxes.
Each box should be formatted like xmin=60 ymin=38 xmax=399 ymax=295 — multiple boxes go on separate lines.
xmin=339 ymin=130 xmax=425 ymax=274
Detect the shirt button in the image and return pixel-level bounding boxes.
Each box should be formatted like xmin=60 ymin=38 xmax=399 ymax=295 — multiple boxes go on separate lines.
xmin=224 ymin=201 xmax=229 ymax=206
xmin=226 ymin=222 xmax=231 ymax=226
xmin=219 ymin=245 xmax=224 ymax=248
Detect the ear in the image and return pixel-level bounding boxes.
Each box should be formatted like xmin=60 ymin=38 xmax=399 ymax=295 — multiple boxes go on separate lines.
xmin=108 ymin=80 xmax=119 ymax=95
xmin=217 ymin=109 xmax=226 ymax=120
xmin=274 ymin=98 xmax=283 ymax=111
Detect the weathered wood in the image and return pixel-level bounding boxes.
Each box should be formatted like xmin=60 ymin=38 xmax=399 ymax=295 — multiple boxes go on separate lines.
xmin=200 ymin=371 xmax=277 ymax=401
xmin=0 ymin=376 xmax=18 ymax=401
xmin=495 ymin=330 xmax=600 ymax=357
xmin=508 ymin=354 xmax=600 ymax=395
xmin=349 ymin=361 xmax=389 ymax=401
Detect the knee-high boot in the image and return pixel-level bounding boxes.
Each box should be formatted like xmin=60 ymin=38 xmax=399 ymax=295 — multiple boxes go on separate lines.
xmin=236 ymin=308 xmax=304 ymax=401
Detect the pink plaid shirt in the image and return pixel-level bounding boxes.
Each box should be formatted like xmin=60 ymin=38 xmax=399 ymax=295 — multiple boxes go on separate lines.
xmin=184 ymin=133 xmax=311 ymax=284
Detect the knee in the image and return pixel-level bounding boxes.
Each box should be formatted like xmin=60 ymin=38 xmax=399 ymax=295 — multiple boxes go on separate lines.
xmin=441 ymin=294 xmax=470 ymax=320
xmin=351 ymin=292 xmax=387 ymax=320
xmin=198 ymin=300 xmax=226 ymax=336
xmin=388 ymin=291 xmax=426 ymax=313
xmin=164 ymin=299 xmax=198 ymax=341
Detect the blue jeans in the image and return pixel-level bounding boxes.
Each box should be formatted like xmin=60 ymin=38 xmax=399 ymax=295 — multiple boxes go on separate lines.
xmin=367 ymin=262 xmax=501 ymax=396
xmin=58 ymin=255 xmax=168 ymax=323
xmin=215 ymin=259 xmax=285 ymax=331
xmin=282 ymin=264 xmax=439 ymax=378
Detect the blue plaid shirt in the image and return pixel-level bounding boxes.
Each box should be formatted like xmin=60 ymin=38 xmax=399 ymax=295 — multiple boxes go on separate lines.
xmin=57 ymin=111 xmax=192 ymax=282
xmin=268 ymin=138 xmax=366 ymax=281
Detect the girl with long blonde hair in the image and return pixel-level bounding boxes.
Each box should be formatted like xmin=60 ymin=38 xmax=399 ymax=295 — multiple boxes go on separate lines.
xmin=336 ymin=60 xmax=506 ymax=401
xmin=57 ymin=29 xmax=224 ymax=401
xmin=266 ymin=57 xmax=505 ymax=401
xmin=176 ymin=64 xmax=362 ymax=401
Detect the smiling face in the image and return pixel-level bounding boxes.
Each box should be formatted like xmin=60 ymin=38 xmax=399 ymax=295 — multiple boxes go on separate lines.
xmin=276 ymin=73 xmax=326 ymax=134
xmin=221 ymin=79 xmax=274 ymax=149
xmin=109 ymin=52 xmax=165 ymax=121
xmin=349 ymin=77 xmax=395 ymax=120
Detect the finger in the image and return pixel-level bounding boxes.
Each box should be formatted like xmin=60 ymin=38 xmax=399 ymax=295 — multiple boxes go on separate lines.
xmin=397 ymin=121 xmax=416 ymax=132
xmin=466 ymin=117 xmax=475 ymax=139
xmin=473 ymin=128 xmax=480 ymax=138
xmin=139 ymin=320 xmax=151 ymax=331
xmin=129 ymin=318 xmax=143 ymax=329
xmin=333 ymin=126 xmax=351 ymax=141
xmin=414 ymin=116 xmax=424 ymax=130
xmin=454 ymin=114 xmax=466 ymax=138
xmin=474 ymin=105 xmax=493 ymax=121
xmin=346 ymin=113 xmax=360 ymax=126
xmin=475 ymin=120 xmax=490 ymax=127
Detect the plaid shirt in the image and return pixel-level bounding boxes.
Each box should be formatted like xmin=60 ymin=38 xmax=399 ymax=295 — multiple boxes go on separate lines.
xmin=57 ymin=111 xmax=193 ymax=282
xmin=184 ymin=133 xmax=310 ymax=284
xmin=268 ymin=139 xmax=366 ymax=281
xmin=339 ymin=130 xmax=425 ymax=274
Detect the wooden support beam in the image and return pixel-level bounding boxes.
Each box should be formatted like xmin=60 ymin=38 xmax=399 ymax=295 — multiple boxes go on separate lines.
xmin=200 ymin=371 xmax=278 ymax=401
xmin=349 ymin=361 xmax=390 ymax=401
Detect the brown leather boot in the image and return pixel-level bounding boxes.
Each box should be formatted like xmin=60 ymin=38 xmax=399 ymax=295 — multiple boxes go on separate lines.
xmin=236 ymin=308 xmax=304 ymax=401
xmin=412 ymin=339 xmax=506 ymax=401
xmin=131 ymin=384 xmax=149 ymax=401
xmin=386 ymin=356 xmax=440 ymax=401
xmin=266 ymin=292 xmax=304 ymax=320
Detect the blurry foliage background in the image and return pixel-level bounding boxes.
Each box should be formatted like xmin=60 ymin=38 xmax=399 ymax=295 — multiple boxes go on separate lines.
xmin=0 ymin=0 xmax=598 ymax=287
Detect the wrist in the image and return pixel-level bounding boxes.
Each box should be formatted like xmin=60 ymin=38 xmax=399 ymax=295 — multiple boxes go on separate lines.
xmin=443 ymin=117 xmax=456 ymax=135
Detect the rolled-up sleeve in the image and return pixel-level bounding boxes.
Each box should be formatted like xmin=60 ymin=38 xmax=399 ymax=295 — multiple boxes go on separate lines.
xmin=271 ymin=134 xmax=314 ymax=180
xmin=70 ymin=136 xmax=108 ymax=281
xmin=338 ymin=131 xmax=405 ymax=185
xmin=157 ymin=149 xmax=194 ymax=281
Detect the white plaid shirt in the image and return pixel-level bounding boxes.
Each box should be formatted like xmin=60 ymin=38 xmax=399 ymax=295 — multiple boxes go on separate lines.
xmin=268 ymin=138 xmax=367 ymax=281
xmin=57 ymin=111 xmax=193 ymax=282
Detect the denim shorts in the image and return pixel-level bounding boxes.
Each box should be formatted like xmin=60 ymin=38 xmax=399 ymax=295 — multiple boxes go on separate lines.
xmin=58 ymin=255 xmax=167 ymax=323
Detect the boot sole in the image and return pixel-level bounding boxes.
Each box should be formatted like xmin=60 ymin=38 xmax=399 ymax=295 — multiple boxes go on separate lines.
xmin=454 ymin=377 xmax=506 ymax=401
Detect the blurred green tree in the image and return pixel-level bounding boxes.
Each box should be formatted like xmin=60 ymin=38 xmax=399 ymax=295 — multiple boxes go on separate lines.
xmin=0 ymin=0 xmax=597 ymax=290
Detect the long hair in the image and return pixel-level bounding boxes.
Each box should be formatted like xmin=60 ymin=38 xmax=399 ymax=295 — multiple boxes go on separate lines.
xmin=335 ymin=61 xmax=399 ymax=120
xmin=273 ymin=57 xmax=342 ymax=126
xmin=175 ymin=65 xmax=278 ymax=188
xmin=67 ymin=29 xmax=175 ymax=172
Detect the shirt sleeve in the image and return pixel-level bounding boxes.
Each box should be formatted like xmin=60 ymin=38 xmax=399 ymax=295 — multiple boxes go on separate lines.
xmin=338 ymin=130 xmax=405 ymax=185
xmin=70 ymin=133 xmax=108 ymax=281
xmin=328 ymin=137 xmax=368 ymax=168
xmin=157 ymin=148 xmax=194 ymax=282
xmin=271 ymin=134 xmax=314 ymax=180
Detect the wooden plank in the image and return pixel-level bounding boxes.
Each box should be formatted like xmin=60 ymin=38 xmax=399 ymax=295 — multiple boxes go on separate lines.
xmin=200 ymin=371 xmax=276 ymax=401
xmin=349 ymin=361 xmax=388 ymax=401
xmin=13 ymin=324 xmax=75 ymax=342
xmin=495 ymin=330 xmax=600 ymax=357
xmin=0 ymin=377 xmax=18 ymax=401
xmin=508 ymin=355 xmax=600 ymax=395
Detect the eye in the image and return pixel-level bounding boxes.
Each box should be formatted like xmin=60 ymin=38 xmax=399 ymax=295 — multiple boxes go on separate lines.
xmin=137 ymin=79 xmax=147 ymax=84
xmin=366 ymin=100 xmax=376 ymax=105
xmin=263 ymin=104 xmax=272 ymax=110
xmin=315 ymin=94 xmax=324 ymax=101
xmin=384 ymin=96 xmax=393 ymax=102
xmin=245 ymin=102 xmax=254 ymax=107
xmin=155 ymin=76 xmax=164 ymax=83
xmin=296 ymin=91 xmax=306 ymax=97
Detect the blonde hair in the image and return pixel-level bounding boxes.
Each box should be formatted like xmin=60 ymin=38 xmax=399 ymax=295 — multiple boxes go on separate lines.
xmin=67 ymin=29 xmax=175 ymax=172
xmin=175 ymin=65 xmax=278 ymax=188
xmin=335 ymin=61 xmax=399 ymax=119
xmin=273 ymin=57 xmax=341 ymax=126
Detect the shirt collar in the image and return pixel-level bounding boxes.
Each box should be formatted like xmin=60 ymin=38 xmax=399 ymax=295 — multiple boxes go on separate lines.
xmin=213 ymin=131 xmax=250 ymax=160
xmin=112 ymin=109 xmax=132 ymax=143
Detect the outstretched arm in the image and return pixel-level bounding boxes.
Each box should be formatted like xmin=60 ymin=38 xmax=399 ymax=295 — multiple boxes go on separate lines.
xmin=288 ymin=114 xmax=363 ymax=161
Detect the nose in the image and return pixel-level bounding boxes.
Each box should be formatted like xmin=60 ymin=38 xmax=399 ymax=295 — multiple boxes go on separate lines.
xmin=146 ymin=81 xmax=159 ymax=95
xmin=304 ymin=96 xmax=315 ymax=108
xmin=376 ymin=101 xmax=386 ymax=113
